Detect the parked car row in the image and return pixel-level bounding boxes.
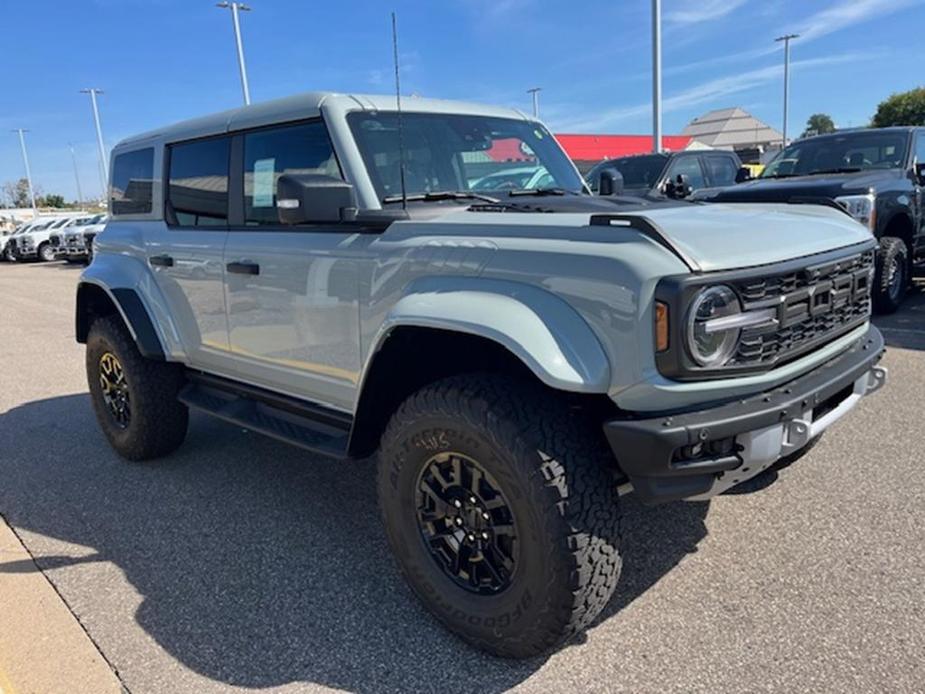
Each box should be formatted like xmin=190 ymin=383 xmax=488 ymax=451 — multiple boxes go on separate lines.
xmin=2 ymin=213 xmax=108 ymax=264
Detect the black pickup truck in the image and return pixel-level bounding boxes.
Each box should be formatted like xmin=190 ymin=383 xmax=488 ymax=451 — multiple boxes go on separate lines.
xmin=698 ymin=127 xmax=925 ymax=313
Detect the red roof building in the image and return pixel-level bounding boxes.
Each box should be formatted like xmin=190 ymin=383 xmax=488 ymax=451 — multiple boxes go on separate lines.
xmin=554 ymin=133 xmax=692 ymax=167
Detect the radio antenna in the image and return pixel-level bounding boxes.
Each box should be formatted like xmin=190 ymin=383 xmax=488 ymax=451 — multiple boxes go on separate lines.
xmin=391 ymin=11 xmax=408 ymax=210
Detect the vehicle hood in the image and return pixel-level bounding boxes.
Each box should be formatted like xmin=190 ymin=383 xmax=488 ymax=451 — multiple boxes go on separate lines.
xmin=627 ymin=202 xmax=873 ymax=272
xmin=701 ymin=169 xmax=903 ymax=203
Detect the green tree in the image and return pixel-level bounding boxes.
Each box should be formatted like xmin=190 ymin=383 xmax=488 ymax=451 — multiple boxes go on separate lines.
xmin=872 ymin=87 xmax=925 ymax=127
xmin=38 ymin=193 xmax=65 ymax=208
xmin=801 ymin=113 xmax=836 ymax=138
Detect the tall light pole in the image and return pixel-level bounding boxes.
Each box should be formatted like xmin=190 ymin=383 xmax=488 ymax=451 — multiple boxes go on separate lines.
xmin=652 ymin=0 xmax=663 ymax=153
xmin=775 ymin=34 xmax=799 ymax=146
xmin=216 ymin=2 xmax=252 ymax=105
xmin=68 ymin=143 xmax=85 ymax=209
xmin=527 ymin=87 xmax=541 ymax=118
xmin=80 ymin=88 xmax=108 ymax=201
xmin=12 ymin=129 xmax=38 ymax=216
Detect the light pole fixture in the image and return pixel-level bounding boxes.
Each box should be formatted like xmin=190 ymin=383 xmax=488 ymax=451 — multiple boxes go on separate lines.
xmin=527 ymin=87 xmax=541 ymax=118
xmin=652 ymin=0 xmax=663 ymax=153
xmin=12 ymin=129 xmax=38 ymax=216
xmin=68 ymin=143 xmax=85 ymax=209
xmin=775 ymin=34 xmax=799 ymax=146
xmin=80 ymin=88 xmax=109 ymax=201
xmin=216 ymin=2 xmax=252 ymax=105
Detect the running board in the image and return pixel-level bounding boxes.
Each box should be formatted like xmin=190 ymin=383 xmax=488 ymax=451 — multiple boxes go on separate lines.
xmin=178 ymin=372 xmax=351 ymax=459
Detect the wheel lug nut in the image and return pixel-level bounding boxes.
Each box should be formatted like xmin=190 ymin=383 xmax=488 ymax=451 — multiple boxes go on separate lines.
xmin=469 ymin=496 xmax=477 ymax=504
xmin=454 ymin=517 xmax=463 ymax=526
xmin=453 ymin=499 xmax=462 ymax=508
xmin=481 ymin=531 xmax=489 ymax=540
xmin=467 ymin=534 xmax=475 ymax=542
xmin=482 ymin=512 xmax=490 ymax=520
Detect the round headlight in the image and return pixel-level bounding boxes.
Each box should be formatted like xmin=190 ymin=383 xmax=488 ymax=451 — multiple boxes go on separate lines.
xmin=687 ymin=285 xmax=741 ymax=367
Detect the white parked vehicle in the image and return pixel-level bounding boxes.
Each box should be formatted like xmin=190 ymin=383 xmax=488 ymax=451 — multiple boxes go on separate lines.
xmin=61 ymin=214 xmax=108 ymax=262
xmin=11 ymin=215 xmax=80 ymax=262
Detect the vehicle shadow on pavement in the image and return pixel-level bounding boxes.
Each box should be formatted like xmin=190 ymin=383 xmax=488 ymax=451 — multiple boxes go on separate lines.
xmin=872 ymin=278 xmax=925 ymax=352
xmin=0 ymin=394 xmax=709 ymax=693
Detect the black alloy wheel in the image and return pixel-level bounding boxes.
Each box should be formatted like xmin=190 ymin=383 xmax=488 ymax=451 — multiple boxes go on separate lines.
xmin=415 ymin=451 xmax=517 ymax=595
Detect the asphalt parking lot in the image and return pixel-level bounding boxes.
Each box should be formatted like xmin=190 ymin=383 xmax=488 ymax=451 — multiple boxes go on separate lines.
xmin=1 ymin=261 xmax=923 ymax=694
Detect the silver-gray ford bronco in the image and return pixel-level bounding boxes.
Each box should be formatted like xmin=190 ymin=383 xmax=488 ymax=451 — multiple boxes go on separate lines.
xmin=76 ymin=92 xmax=887 ymax=658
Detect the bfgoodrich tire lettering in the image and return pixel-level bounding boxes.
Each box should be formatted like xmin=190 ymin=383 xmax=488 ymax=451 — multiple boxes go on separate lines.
xmin=378 ymin=375 xmax=622 ymax=658
xmin=86 ymin=315 xmax=188 ymax=461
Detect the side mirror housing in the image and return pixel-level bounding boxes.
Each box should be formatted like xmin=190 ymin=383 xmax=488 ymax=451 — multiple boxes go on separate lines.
xmin=665 ymin=173 xmax=692 ymax=199
xmin=276 ymin=174 xmax=358 ymax=225
xmin=597 ymin=167 xmax=624 ymax=196
xmin=915 ymin=162 xmax=925 ymax=185
xmin=735 ymin=166 xmax=752 ymax=184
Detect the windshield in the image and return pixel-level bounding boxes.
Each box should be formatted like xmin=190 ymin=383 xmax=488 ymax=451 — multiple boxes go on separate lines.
xmin=586 ymin=154 xmax=668 ymax=191
xmin=761 ymin=131 xmax=910 ymax=178
xmin=347 ymin=112 xmax=584 ymax=200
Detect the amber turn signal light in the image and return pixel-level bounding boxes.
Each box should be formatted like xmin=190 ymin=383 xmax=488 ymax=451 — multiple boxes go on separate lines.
xmin=655 ymin=302 xmax=669 ymax=352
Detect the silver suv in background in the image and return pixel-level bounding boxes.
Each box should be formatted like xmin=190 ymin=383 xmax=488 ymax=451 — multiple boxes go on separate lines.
xmin=77 ymin=91 xmax=886 ymax=658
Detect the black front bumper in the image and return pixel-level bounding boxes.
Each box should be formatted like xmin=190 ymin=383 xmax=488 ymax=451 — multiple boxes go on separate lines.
xmin=604 ymin=326 xmax=885 ymax=505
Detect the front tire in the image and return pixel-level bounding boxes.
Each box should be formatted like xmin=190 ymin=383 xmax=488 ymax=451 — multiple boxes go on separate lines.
xmin=38 ymin=242 xmax=56 ymax=262
xmin=378 ymin=375 xmax=622 ymax=658
xmin=873 ymin=237 xmax=908 ymax=314
xmin=86 ymin=316 xmax=189 ymax=461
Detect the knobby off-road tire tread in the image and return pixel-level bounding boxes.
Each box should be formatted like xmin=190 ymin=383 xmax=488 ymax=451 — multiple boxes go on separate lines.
xmin=86 ymin=315 xmax=188 ymax=461
xmin=379 ymin=374 xmax=622 ymax=658
xmin=873 ymin=236 xmax=908 ymax=314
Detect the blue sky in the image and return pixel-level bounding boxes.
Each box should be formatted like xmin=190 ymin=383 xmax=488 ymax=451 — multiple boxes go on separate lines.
xmin=2 ymin=0 xmax=923 ymax=201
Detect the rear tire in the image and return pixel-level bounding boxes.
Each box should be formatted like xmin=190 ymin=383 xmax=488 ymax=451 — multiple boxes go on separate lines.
xmin=873 ymin=237 xmax=908 ymax=314
xmin=86 ymin=316 xmax=188 ymax=461
xmin=378 ymin=374 xmax=623 ymax=658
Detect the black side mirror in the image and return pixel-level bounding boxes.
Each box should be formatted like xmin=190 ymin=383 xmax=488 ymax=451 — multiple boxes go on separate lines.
xmin=665 ymin=173 xmax=692 ymax=199
xmin=735 ymin=166 xmax=752 ymax=183
xmin=915 ymin=162 xmax=925 ymax=185
xmin=276 ymin=174 xmax=358 ymax=225
xmin=598 ymin=167 xmax=624 ymax=196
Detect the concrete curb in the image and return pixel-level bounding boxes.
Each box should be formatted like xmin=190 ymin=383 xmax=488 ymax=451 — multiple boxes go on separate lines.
xmin=0 ymin=515 xmax=124 ymax=694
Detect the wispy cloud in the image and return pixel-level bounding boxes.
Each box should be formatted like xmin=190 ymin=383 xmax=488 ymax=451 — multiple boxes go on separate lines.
xmin=791 ymin=0 xmax=922 ymax=42
xmin=660 ymin=0 xmax=917 ymax=79
xmin=665 ymin=0 xmax=747 ymax=25
xmin=555 ymin=52 xmax=872 ymax=132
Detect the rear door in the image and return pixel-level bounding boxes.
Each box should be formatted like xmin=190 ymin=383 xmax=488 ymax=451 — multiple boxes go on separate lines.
xmin=222 ymin=119 xmax=362 ymax=411
xmin=914 ymin=131 xmax=925 ymax=257
xmin=145 ymin=136 xmax=232 ymax=371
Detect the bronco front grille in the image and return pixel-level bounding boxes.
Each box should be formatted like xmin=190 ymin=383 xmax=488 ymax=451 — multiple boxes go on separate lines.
xmin=728 ymin=250 xmax=874 ymax=367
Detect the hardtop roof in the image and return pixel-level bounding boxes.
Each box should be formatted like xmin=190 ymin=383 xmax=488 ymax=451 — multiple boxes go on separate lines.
xmin=113 ymin=91 xmax=532 ymax=152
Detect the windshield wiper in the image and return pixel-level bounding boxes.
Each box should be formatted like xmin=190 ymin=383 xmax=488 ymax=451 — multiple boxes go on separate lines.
xmin=382 ymin=191 xmax=499 ymax=204
xmin=805 ymin=167 xmax=862 ymax=175
xmin=507 ymin=187 xmax=575 ymax=197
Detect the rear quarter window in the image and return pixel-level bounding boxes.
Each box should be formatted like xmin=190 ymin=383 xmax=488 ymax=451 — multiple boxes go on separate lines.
xmin=111 ymin=148 xmax=155 ymax=215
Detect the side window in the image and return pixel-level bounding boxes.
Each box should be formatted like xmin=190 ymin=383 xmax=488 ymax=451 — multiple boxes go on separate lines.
xmin=111 ymin=148 xmax=154 ymax=215
xmin=665 ymin=156 xmax=706 ymax=190
xmin=167 ymin=137 xmax=231 ymax=226
xmin=705 ymin=156 xmax=738 ymax=187
xmin=243 ymin=121 xmax=341 ymax=226
xmin=916 ymin=134 xmax=925 ymax=166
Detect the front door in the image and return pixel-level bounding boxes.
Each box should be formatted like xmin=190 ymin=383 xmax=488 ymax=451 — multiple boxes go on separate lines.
xmin=223 ymin=119 xmax=362 ymax=412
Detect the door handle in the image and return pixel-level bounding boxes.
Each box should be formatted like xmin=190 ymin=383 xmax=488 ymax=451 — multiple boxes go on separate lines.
xmin=227 ymin=261 xmax=260 ymax=275
xmin=149 ymin=254 xmax=174 ymax=267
